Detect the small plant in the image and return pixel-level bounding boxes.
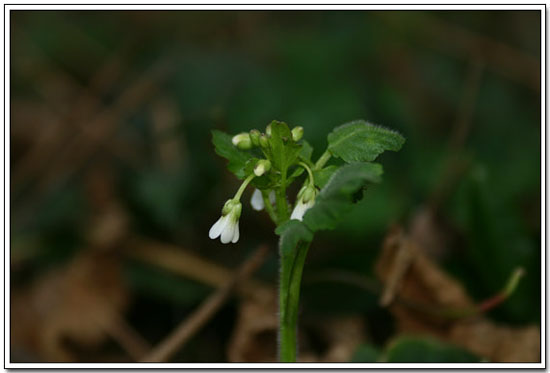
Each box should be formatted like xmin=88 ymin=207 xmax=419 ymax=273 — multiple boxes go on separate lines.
xmin=209 ymin=120 xmax=405 ymax=362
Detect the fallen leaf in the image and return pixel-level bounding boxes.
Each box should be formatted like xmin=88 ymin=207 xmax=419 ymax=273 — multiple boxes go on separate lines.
xmin=11 ymin=251 xmax=128 ymax=362
xmin=375 ymin=226 xmax=540 ymax=363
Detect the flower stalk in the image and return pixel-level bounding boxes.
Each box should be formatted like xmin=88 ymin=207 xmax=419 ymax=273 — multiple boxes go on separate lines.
xmin=279 ymin=240 xmax=311 ymax=362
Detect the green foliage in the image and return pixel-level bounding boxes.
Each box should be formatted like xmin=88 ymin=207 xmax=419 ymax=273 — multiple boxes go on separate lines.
xmin=275 ymin=220 xmax=313 ymax=258
xmin=287 ymin=141 xmax=314 ymax=183
xmin=312 ymin=165 xmax=338 ymax=189
xmin=383 ymin=336 xmax=481 ymax=363
xmin=213 ymin=120 xmax=400 ymax=236
xmin=212 ymin=130 xmax=253 ymax=179
xmin=327 ymin=120 xmax=405 ymax=163
xmin=303 ymin=163 xmax=383 ymax=232
xmin=263 ymin=120 xmax=302 ymax=173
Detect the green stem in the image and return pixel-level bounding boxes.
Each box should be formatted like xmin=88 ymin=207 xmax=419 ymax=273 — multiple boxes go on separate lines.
xmin=234 ymin=174 xmax=255 ymax=201
xmin=275 ymin=169 xmax=289 ymax=223
xmin=298 ymin=162 xmax=315 ymax=186
xmin=279 ymin=240 xmax=311 ymax=362
xmin=314 ymin=150 xmax=331 ymax=170
xmin=261 ymin=190 xmax=278 ymax=223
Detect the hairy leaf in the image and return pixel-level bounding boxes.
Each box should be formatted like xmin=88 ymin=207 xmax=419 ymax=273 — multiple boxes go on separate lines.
xmin=303 ymin=162 xmax=383 ymax=232
xmin=275 ymin=220 xmax=313 ymax=258
xmin=312 ymin=165 xmax=339 ymax=189
xmin=211 ymin=130 xmax=254 ymax=179
xmin=328 ymin=120 xmax=405 ymax=163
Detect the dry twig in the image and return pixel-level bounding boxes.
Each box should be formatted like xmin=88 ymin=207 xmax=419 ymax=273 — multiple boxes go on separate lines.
xmin=141 ymin=245 xmax=270 ymax=363
xmin=128 ymin=238 xmax=269 ymax=298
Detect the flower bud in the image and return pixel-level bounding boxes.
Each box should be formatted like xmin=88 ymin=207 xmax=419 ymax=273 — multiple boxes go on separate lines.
xmin=266 ymin=123 xmax=272 ymax=137
xmin=249 ymin=129 xmax=260 ymax=147
xmin=259 ymin=134 xmax=269 ymax=148
xmin=302 ymin=185 xmax=316 ymax=203
xmin=254 ymin=159 xmax=271 ymax=177
xmin=232 ymin=133 xmax=252 ymax=150
xmin=291 ymin=126 xmax=304 ymax=142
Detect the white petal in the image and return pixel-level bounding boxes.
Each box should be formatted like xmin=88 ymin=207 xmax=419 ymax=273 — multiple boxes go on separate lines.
xmin=290 ymin=200 xmax=307 ymax=221
xmin=220 ymin=220 xmax=236 ymax=244
xmin=268 ymin=190 xmax=276 ymax=205
xmin=231 ymin=221 xmax=240 ymax=243
xmin=209 ymin=216 xmax=228 ymax=239
xmin=250 ymin=189 xmax=265 ymax=211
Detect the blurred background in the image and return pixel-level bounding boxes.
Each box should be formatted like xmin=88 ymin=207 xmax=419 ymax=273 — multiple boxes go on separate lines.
xmin=10 ymin=10 xmax=541 ymax=363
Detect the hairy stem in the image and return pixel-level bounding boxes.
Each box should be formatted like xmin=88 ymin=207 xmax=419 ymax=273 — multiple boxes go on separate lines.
xmin=279 ymin=240 xmax=311 ymax=362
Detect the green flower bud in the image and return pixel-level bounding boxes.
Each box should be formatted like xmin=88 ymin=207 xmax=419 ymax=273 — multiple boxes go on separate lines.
xmin=249 ymin=129 xmax=261 ymax=147
xmin=259 ymin=134 xmax=269 ymax=148
xmin=254 ymin=159 xmax=271 ymax=177
xmin=232 ymin=133 xmax=252 ymax=150
xmin=291 ymin=126 xmax=304 ymax=142
xmin=302 ymin=185 xmax=317 ymax=203
xmin=266 ymin=123 xmax=272 ymax=137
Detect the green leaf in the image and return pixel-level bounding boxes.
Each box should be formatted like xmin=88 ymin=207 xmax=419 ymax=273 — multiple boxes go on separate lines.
xmin=303 ymin=162 xmax=383 ymax=232
xmin=212 ymin=130 xmax=254 ymax=179
xmin=312 ymin=165 xmax=339 ymax=189
xmin=327 ymin=120 xmax=405 ymax=163
xmin=265 ymin=121 xmax=302 ymax=173
xmin=351 ymin=344 xmax=381 ymax=363
xmin=275 ymin=220 xmax=313 ymax=258
xmin=384 ymin=336 xmax=481 ymax=363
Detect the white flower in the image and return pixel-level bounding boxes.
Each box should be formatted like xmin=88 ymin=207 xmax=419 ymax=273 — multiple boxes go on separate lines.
xmin=290 ymin=185 xmax=317 ymax=221
xmin=209 ymin=200 xmax=242 ymax=244
xmin=250 ymin=189 xmax=276 ymax=211
xmin=290 ymin=198 xmax=315 ymax=221
xmin=250 ymin=189 xmax=264 ymax=211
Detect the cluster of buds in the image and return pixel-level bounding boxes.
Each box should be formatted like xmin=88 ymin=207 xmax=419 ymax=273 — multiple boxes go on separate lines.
xmin=210 ymin=123 xmax=316 ymax=244
xmin=231 ymin=124 xmax=304 ymax=150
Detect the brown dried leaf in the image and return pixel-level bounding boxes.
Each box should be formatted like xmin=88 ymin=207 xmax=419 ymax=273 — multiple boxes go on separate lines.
xmin=449 ymin=320 xmax=540 ymax=363
xmin=11 ymin=251 xmax=128 ymax=362
xmin=227 ymin=288 xmax=279 ymax=362
xmin=316 ymin=316 xmax=365 ymax=363
xmin=375 ymin=226 xmax=540 ymax=363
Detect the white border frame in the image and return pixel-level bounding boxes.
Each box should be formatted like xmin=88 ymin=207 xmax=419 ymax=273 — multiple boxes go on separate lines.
xmin=2 ymin=2 xmax=545 ymax=369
